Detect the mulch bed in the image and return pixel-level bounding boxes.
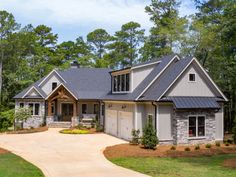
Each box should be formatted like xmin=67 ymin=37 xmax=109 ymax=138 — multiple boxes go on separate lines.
xmin=5 ymin=126 xmax=48 ymax=134
xmin=104 ymin=143 xmax=236 ymax=159
xmin=222 ymin=159 xmax=236 ymax=169
xmin=0 ymin=148 xmax=9 ymax=155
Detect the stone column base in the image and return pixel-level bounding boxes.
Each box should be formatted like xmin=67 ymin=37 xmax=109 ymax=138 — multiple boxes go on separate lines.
xmin=46 ymin=116 xmax=54 ymax=126
xmin=71 ymin=116 xmax=79 ymax=127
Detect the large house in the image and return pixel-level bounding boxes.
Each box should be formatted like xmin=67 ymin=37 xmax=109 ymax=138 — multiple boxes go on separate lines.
xmin=14 ymin=54 xmax=227 ymax=144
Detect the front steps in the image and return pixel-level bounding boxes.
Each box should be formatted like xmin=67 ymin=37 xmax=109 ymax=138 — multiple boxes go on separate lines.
xmin=48 ymin=121 xmax=71 ymax=128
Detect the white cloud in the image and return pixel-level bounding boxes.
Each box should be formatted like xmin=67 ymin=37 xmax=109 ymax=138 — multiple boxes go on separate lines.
xmin=0 ymin=0 xmax=152 ymax=29
xmin=0 ymin=0 xmax=196 ymax=42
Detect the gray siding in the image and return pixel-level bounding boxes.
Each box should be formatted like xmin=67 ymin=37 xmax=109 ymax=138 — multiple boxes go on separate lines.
xmin=158 ymin=105 xmax=173 ymax=140
xmin=132 ymin=65 xmax=155 ymax=91
xmin=167 ymin=64 xmax=215 ymax=97
xmin=41 ymin=74 xmax=62 ymax=95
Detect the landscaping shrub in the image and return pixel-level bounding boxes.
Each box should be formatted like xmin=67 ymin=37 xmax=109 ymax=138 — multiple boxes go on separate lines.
xmin=226 ymin=139 xmax=233 ymax=144
xmin=215 ymin=141 xmax=221 ymax=147
xmin=184 ymin=147 xmax=191 ymax=151
xmin=170 ymin=146 xmax=176 ymax=150
xmin=225 ymin=143 xmax=230 ymax=146
xmin=130 ymin=129 xmax=140 ymax=145
xmin=195 ymin=144 xmax=200 ymax=150
xmin=141 ymin=115 xmax=158 ymax=149
xmin=205 ymin=144 xmax=212 ymax=148
xmin=95 ymin=121 xmax=103 ymax=132
xmin=0 ymin=109 xmax=15 ymax=131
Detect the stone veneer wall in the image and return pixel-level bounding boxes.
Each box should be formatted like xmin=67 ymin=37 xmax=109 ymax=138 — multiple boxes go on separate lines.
xmin=23 ymin=116 xmax=44 ymax=128
xmin=172 ymin=109 xmax=216 ymax=144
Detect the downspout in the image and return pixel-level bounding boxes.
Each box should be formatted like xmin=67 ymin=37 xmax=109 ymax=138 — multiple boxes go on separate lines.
xmin=44 ymin=100 xmax=47 ymax=126
xmin=152 ymin=102 xmax=157 ymax=130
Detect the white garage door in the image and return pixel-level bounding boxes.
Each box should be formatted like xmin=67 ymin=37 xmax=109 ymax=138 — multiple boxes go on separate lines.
xmin=105 ymin=110 xmax=118 ymax=136
xmin=118 ymin=111 xmax=133 ymax=140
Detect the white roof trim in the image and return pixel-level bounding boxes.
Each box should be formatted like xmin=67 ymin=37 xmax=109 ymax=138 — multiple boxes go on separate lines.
xmin=193 ymin=58 xmax=228 ymax=101
xmin=157 ymin=57 xmax=228 ymax=101
xmin=45 ymin=83 xmax=77 ymax=100
xmin=22 ymin=86 xmax=44 ymax=98
xmin=135 ymin=55 xmax=180 ymax=100
xmin=38 ymin=69 xmax=66 ymax=87
xmin=131 ymin=61 xmax=161 ymax=70
xmin=156 ymin=58 xmax=194 ymax=101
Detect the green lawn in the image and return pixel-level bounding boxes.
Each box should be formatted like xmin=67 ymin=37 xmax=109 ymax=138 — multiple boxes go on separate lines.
xmin=110 ymin=154 xmax=236 ymax=177
xmin=0 ymin=153 xmax=44 ymax=177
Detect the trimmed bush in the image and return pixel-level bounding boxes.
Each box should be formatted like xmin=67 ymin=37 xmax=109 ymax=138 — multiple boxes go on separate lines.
xmin=195 ymin=144 xmax=200 ymax=150
xmin=170 ymin=146 xmax=176 ymax=150
xmin=215 ymin=141 xmax=221 ymax=147
xmin=232 ymin=117 xmax=236 ymax=144
xmin=141 ymin=115 xmax=158 ymax=149
xmin=205 ymin=144 xmax=212 ymax=148
xmin=130 ymin=129 xmax=140 ymax=145
xmin=184 ymin=147 xmax=191 ymax=151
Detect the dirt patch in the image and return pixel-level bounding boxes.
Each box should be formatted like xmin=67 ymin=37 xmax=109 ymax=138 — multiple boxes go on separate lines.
xmin=0 ymin=147 xmax=9 ymax=155
xmin=223 ymin=159 xmax=236 ymax=169
xmin=104 ymin=143 xmax=236 ymax=159
xmin=6 ymin=126 xmax=48 ymax=134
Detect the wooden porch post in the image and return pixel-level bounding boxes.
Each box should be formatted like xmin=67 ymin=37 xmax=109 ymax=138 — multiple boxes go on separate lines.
xmin=73 ymin=101 xmax=77 ymax=117
xmin=48 ymin=101 xmax=52 ymax=116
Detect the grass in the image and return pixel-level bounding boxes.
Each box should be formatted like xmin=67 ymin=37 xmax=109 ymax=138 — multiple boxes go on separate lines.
xmin=110 ymin=154 xmax=236 ymax=177
xmin=60 ymin=129 xmax=89 ymax=134
xmin=0 ymin=153 xmax=44 ymax=177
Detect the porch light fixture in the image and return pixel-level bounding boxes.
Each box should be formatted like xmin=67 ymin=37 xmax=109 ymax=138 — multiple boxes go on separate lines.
xmin=122 ymin=105 xmax=126 ymax=109
xmin=108 ymin=104 xmax=112 ymax=108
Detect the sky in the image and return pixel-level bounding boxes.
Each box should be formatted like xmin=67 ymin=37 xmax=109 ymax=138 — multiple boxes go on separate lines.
xmin=0 ymin=0 xmax=197 ymax=43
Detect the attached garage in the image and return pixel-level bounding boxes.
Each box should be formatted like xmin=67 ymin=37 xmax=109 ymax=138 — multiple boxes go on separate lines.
xmin=105 ymin=103 xmax=134 ymax=140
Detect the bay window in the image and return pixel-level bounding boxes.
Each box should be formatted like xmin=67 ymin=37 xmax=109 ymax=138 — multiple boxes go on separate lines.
xmin=188 ymin=116 xmax=205 ymax=137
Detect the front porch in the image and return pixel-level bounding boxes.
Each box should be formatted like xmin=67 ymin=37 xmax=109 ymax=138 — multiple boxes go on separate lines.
xmin=46 ymin=84 xmax=104 ymax=128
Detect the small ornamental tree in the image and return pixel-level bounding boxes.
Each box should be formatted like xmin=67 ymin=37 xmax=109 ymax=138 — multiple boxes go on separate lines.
xmin=141 ymin=115 xmax=158 ymax=149
xmin=130 ymin=129 xmax=140 ymax=145
xmin=14 ymin=107 xmax=31 ymax=130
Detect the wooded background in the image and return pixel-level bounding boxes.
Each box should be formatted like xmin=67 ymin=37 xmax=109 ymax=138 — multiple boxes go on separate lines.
xmin=0 ymin=0 xmax=235 ymax=132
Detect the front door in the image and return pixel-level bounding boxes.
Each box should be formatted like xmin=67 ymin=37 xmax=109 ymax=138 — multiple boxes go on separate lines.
xmin=61 ymin=103 xmax=73 ymax=121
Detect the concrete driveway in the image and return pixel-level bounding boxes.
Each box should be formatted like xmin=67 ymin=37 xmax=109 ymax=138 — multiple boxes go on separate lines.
xmin=0 ymin=129 xmax=148 ymax=177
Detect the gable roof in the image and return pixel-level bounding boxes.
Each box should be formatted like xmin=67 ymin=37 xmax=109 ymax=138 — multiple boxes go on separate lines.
xmin=139 ymin=57 xmax=228 ymax=101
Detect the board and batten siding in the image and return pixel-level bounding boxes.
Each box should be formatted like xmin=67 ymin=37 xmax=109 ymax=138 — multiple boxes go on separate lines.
xmin=167 ymin=65 xmax=215 ymax=97
xmin=41 ymin=74 xmax=62 ymax=95
xmin=158 ymin=105 xmax=173 ymax=141
xmin=215 ymin=104 xmax=224 ymax=140
xmin=132 ymin=65 xmax=155 ymax=91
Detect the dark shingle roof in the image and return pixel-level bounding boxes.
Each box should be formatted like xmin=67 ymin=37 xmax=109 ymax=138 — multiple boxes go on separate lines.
xmin=139 ymin=56 xmax=193 ymax=101
xmin=58 ymin=68 xmax=112 ymax=99
xmin=13 ymin=77 xmax=47 ymax=99
xmin=160 ymin=96 xmax=221 ymax=109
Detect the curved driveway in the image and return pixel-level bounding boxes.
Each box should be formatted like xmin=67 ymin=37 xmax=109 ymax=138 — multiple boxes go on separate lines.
xmin=0 ymin=129 xmax=148 ymax=177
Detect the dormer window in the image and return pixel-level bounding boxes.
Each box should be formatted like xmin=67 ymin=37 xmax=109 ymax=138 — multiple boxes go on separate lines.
xmin=189 ymin=73 xmax=196 ymax=82
xmin=52 ymin=82 xmax=57 ymax=90
xmin=113 ymin=73 xmax=130 ymax=93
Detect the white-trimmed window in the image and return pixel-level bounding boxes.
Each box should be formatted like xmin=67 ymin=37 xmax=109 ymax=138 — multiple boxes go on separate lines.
xmin=82 ymin=104 xmax=87 ymax=114
xmin=112 ymin=73 xmax=130 ymax=93
xmin=52 ymin=82 xmax=57 ymax=90
xmin=28 ymin=103 xmax=40 ymax=116
xmin=188 ymin=116 xmax=205 ymax=137
xmin=19 ymin=103 xmax=24 ymax=108
xmin=189 ymin=73 xmax=196 ymax=82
